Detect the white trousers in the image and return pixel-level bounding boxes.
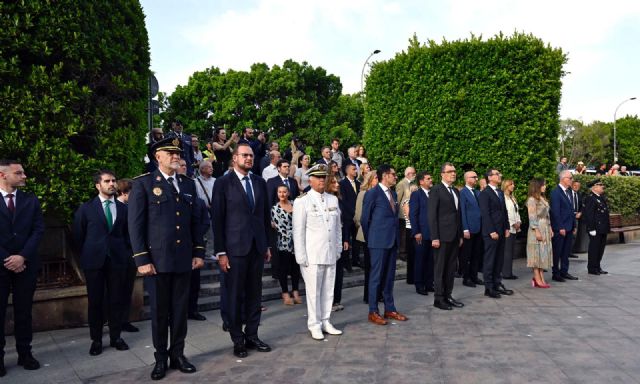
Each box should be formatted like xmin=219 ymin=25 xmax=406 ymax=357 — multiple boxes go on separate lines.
xmin=300 ymin=263 xmax=336 ymax=331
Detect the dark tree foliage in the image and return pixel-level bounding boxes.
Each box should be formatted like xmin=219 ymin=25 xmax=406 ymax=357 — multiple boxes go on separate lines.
xmin=0 ymin=0 xmax=150 ymax=222
xmin=364 ymin=32 xmax=566 ymax=201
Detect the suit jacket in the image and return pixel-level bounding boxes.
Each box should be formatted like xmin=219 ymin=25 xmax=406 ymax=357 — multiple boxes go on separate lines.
xmin=316 ymin=158 xmax=330 ymax=166
xmin=128 ymin=169 xmax=206 ymax=273
xmin=395 ymin=178 xmax=413 ymax=219
xmin=73 ymin=197 xmax=131 ymax=270
xmin=550 ymin=185 xmax=575 ymax=232
xmin=166 ymin=131 xmax=195 ymax=177
xmin=583 ymin=192 xmax=610 ymax=234
xmin=459 ymin=186 xmax=482 ymax=234
xmin=409 ymin=188 xmax=430 ymax=240
xmin=0 ymin=190 xmax=44 ymax=269
xmin=341 ymin=157 xmax=362 ymax=176
xmin=478 ymin=186 xmax=509 ymax=237
xmin=360 ymin=185 xmax=399 ymax=249
xmin=339 ymin=177 xmax=360 ymax=221
xmin=266 ymin=175 xmax=300 ymax=208
xmin=212 ymin=171 xmax=271 ymax=257
xmin=427 ymin=183 xmax=462 ymax=242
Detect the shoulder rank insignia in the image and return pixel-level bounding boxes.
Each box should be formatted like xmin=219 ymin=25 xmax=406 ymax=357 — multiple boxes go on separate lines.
xmin=133 ymin=172 xmax=150 ymax=179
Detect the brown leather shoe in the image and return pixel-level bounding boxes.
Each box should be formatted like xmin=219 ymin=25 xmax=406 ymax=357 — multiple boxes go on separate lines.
xmin=384 ymin=311 xmax=408 ymax=321
xmin=368 ymin=312 xmax=388 ymax=325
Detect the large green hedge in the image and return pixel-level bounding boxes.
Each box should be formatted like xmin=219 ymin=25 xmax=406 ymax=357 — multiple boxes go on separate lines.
xmin=0 ymin=1 xmax=150 ymax=222
xmin=364 ymin=33 xmax=566 ymax=200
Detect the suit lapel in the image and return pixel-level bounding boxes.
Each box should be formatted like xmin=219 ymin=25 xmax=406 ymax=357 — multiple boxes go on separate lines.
xmin=0 ymin=192 xmax=11 ymax=220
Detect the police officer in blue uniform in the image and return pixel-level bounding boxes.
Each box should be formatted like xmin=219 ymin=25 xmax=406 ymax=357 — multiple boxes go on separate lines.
xmin=583 ymin=179 xmax=610 ymax=275
xmin=128 ymin=137 xmax=206 ymax=380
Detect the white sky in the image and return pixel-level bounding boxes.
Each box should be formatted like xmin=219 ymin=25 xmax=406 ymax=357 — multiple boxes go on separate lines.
xmin=140 ymin=0 xmax=640 ymax=123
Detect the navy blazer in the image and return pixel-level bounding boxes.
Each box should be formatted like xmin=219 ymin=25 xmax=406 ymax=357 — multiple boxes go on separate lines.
xmin=165 ymin=131 xmax=196 ymax=177
xmin=360 ymin=185 xmax=399 ymax=249
xmin=550 ymin=185 xmax=575 ymax=232
xmin=478 ymin=187 xmax=509 ymax=236
xmin=212 ymin=171 xmax=271 ymax=257
xmin=459 ymin=187 xmax=482 ymax=234
xmin=266 ymin=175 xmax=300 ymax=208
xmin=73 ymin=197 xmax=131 ymax=270
xmin=128 ymin=170 xmax=206 ymax=273
xmin=0 ymin=190 xmax=44 ymax=269
xmin=339 ymin=177 xmax=360 ymax=221
xmin=409 ymin=188 xmax=431 ymax=240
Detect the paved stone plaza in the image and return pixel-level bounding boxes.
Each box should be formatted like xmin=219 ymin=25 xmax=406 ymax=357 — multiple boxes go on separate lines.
xmin=3 ymin=238 xmax=640 ymax=383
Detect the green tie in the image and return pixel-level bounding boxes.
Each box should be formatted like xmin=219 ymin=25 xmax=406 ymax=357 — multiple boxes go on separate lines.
xmin=104 ymin=200 xmax=113 ymax=231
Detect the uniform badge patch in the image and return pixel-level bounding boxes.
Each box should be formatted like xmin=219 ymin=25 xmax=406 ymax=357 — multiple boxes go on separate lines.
xmin=153 ymin=187 xmax=163 ymax=196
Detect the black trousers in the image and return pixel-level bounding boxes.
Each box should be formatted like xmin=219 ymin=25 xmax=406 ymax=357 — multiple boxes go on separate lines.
xmin=188 ymin=268 xmax=201 ymax=314
xmin=84 ymin=257 xmax=127 ymax=342
xmin=461 ymin=232 xmax=483 ymax=281
xmin=502 ymin=234 xmax=516 ymax=278
xmin=433 ymin=240 xmax=459 ymax=302
xmin=334 ymin=251 xmax=347 ymax=304
xmin=226 ymin=245 xmax=264 ymax=344
xmin=349 ymin=224 xmax=361 ymax=266
xmin=483 ymin=235 xmax=505 ymax=289
xmin=277 ymin=250 xmax=300 ymax=293
xmin=405 ymin=227 xmax=415 ymax=284
xmin=414 ymin=240 xmax=434 ymax=290
xmin=587 ymin=234 xmax=607 ymax=272
xmin=146 ymin=271 xmax=191 ymax=361
xmin=121 ymin=259 xmax=137 ymax=325
xmin=0 ymin=266 xmax=37 ymax=357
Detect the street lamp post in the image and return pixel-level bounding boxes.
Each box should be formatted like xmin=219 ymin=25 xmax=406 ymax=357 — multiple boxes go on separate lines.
xmin=360 ymin=49 xmax=381 ymax=95
xmin=613 ymin=97 xmax=637 ymax=163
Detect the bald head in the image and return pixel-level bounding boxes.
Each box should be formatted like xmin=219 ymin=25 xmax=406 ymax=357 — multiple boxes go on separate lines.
xmin=464 ymin=171 xmax=478 ymax=187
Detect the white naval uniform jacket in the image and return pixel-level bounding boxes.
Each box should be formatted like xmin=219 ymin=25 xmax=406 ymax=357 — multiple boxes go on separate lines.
xmin=293 ymin=189 xmax=342 ymax=266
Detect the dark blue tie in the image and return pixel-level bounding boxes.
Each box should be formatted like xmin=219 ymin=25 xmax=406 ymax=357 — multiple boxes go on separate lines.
xmin=565 ymin=188 xmax=573 ymax=207
xmin=243 ymin=176 xmax=255 ymax=211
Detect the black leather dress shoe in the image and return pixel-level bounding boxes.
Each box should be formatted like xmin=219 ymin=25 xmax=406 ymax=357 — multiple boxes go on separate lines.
xmin=151 ymin=361 xmax=167 ymax=380
xmin=427 ymin=286 xmax=435 ymax=293
xmin=122 ymin=322 xmax=140 ymax=332
xmin=599 ymin=269 xmax=608 ymax=274
xmin=245 ymin=337 xmax=271 ymax=352
xmin=222 ymin=322 xmax=230 ymax=332
xmin=233 ymin=342 xmax=248 ymax=358
xmin=454 ymin=272 xmax=463 ymax=278
xmin=472 ymin=278 xmax=484 ymax=285
xmin=569 ymin=254 xmax=579 ymax=258
xmin=484 ymin=289 xmax=501 ymax=298
xmin=503 ymin=275 xmax=518 ymax=280
xmin=496 ymin=284 xmax=514 ymax=296
xmin=0 ymin=359 xmax=6 ymax=377
xmin=588 ymin=270 xmax=600 ymax=275
xmin=169 ymin=355 xmax=196 ymax=373
xmin=188 ymin=312 xmax=207 ymax=321
xmin=561 ymin=273 xmax=579 ymax=280
xmin=17 ymin=353 xmax=40 ymax=370
xmin=446 ymin=297 xmax=464 ymax=308
xmin=416 ymin=287 xmax=429 ymax=296
xmin=433 ymin=300 xmax=452 ymax=310
xmin=462 ymin=279 xmax=476 ymax=287
xmin=110 ymin=338 xmax=129 ymax=351
xmin=552 ymin=275 xmax=566 ymax=282
xmin=89 ymin=341 xmax=103 ymax=356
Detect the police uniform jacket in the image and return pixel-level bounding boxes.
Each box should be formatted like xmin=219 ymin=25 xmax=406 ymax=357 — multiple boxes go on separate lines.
xmin=583 ymin=192 xmax=610 ymax=234
xmin=128 ymin=169 xmax=205 ymax=273
xmin=293 ymin=189 xmax=342 ymax=266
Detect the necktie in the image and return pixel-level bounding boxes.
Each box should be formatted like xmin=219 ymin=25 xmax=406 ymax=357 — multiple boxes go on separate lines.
xmin=386 ymin=189 xmax=396 ymax=213
xmin=104 ymin=200 xmax=113 ymax=231
xmin=167 ymin=176 xmax=178 ymax=193
xmin=573 ymin=191 xmax=578 ymax=211
xmin=243 ymin=176 xmax=255 ymax=211
xmin=6 ymin=193 xmax=15 ymax=215
xmin=350 ymin=179 xmax=356 ymax=193
xmin=565 ymin=188 xmax=573 ymax=207
xmin=283 ymin=178 xmax=289 ymax=188
xmin=497 ymin=189 xmax=504 ymax=202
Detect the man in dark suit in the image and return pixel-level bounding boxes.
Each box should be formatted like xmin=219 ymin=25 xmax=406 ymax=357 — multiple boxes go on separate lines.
xmin=128 ymin=137 xmax=206 ymax=380
xmin=339 ymin=163 xmax=361 ymax=269
xmin=409 ymin=171 xmax=434 ymax=295
xmin=550 ymin=170 xmax=578 ymax=282
xmin=427 ymin=162 xmax=464 ymax=310
xmin=361 ymin=164 xmax=408 ymax=325
xmin=212 ymin=142 xmax=273 ymax=358
xmin=583 ymin=179 xmax=610 ymax=275
xmin=341 ymin=146 xmax=362 ymax=176
xmin=478 ymin=169 xmax=513 ymax=298
xmin=0 ymin=159 xmax=44 ymax=376
xmin=570 ymin=179 xmax=584 ymax=258
xmin=73 ymin=170 xmax=131 ymax=356
xmin=316 ymin=146 xmax=332 ymax=165
xmin=165 ymin=120 xmax=196 ymax=177
xmin=238 ymin=127 xmax=267 ymax=174
xmin=459 ymin=171 xmax=484 ymax=287
xmin=266 ymin=159 xmax=299 ymax=207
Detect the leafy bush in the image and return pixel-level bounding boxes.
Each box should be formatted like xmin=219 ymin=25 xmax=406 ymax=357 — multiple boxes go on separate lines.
xmin=0 ymin=1 xmax=150 ymax=222
xmin=364 ymin=32 xmax=566 ymax=202
xmin=574 ymin=174 xmax=640 ymax=218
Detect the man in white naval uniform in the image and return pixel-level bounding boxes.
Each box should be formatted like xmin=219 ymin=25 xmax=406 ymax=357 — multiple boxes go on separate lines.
xmin=293 ymin=164 xmax=344 ymax=340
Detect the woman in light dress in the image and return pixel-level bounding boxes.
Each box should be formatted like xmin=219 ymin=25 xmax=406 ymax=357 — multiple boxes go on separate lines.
xmin=526 ymin=178 xmax=552 ymax=288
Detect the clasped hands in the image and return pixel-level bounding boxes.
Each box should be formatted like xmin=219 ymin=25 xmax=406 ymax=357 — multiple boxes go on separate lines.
xmin=4 ymin=255 xmax=26 ymax=273
xmin=137 ymin=257 xmax=205 ymax=276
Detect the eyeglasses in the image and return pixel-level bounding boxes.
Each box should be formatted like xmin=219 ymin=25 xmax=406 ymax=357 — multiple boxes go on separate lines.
xmin=238 ymin=153 xmax=254 ymax=158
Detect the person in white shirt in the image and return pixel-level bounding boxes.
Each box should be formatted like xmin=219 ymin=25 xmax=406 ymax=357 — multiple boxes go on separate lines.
xmin=261 ymin=150 xmax=281 ymax=180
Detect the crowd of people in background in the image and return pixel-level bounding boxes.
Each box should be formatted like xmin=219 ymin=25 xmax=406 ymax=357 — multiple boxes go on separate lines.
xmin=0 ymin=120 xmax=619 ymax=380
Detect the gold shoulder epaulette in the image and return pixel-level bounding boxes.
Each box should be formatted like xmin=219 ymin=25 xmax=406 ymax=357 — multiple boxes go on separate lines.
xmin=133 ymin=172 xmax=150 ymax=179
xmin=296 ymin=192 xmax=307 ymax=199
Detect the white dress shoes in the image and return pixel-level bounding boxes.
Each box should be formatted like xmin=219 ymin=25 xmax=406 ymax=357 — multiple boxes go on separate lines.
xmin=310 ymin=328 xmax=325 ymax=340
xmin=322 ymin=321 xmax=343 ymax=335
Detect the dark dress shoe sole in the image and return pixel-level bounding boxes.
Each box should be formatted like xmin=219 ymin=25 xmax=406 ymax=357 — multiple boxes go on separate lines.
xmin=588 ymin=271 xmax=600 ymax=275
xmin=433 ymin=302 xmax=452 ymax=310
xmin=169 ymin=360 xmax=196 ymax=373
xmin=89 ymin=344 xmax=103 ymax=356
xmin=151 ymin=368 xmax=166 ymax=380
xmin=0 ymin=367 xmax=5 ymax=377
xmin=233 ymin=348 xmax=248 ymax=358
xmin=503 ymin=275 xmax=518 ymax=280
xmin=484 ymin=292 xmax=501 ymax=299
xmin=416 ymin=290 xmax=429 ymax=296
xmin=462 ymin=281 xmax=476 ymax=288
xmin=561 ymin=274 xmax=579 ymax=280
xmin=122 ymin=323 xmax=140 ymax=332
xmin=599 ymin=270 xmax=608 ymax=274
xmin=552 ymin=276 xmax=566 ymax=282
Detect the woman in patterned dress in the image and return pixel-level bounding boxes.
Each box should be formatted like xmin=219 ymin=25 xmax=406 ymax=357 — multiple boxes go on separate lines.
xmin=526 ymin=178 xmax=553 ymax=288
xmin=271 ymin=185 xmax=302 ymax=305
